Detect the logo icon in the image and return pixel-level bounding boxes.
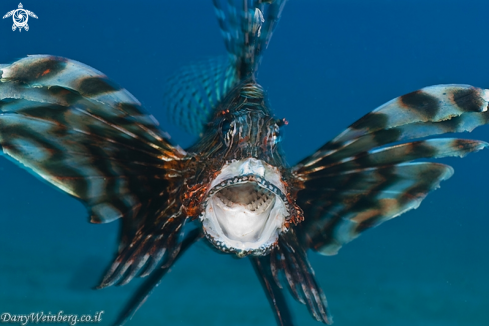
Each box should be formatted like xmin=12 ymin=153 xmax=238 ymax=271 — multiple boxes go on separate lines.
xmin=3 ymin=3 xmax=37 ymax=32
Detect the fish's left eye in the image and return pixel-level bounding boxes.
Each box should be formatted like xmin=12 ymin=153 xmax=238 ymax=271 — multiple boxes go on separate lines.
xmin=269 ymin=124 xmax=281 ymax=149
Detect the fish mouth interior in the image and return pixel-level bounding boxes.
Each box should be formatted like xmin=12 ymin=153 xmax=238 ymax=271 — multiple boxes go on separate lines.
xmin=200 ymin=158 xmax=289 ymax=256
xmin=212 ymin=182 xmax=276 ymax=242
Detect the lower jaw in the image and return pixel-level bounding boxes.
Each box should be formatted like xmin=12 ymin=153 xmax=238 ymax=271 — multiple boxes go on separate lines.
xmin=202 ymin=228 xmax=279 ymax=257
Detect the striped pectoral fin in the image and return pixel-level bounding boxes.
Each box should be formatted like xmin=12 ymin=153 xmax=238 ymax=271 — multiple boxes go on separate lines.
xmin=0 ymin=55 xmax=191 ymax=287
xmin=297 ymin=162 xmax=454 ymax=255
xmin=0 ymin=104 xmax=166 ymax=226
xmin=0 ymin=55 xmax=185 ymax=224
xmin=299 ymin=138 xmax=488 ymax=177
xmin=98 ymin=213 xmax=188 ymax=289
xmin=335 ymin=84 xmax=489 ymax=144
xmin=111 ymin=228 xmax=203 ymax=326
xmin=0 ymin=102 xmax=189 ymax=286
xmin=1 ymin=55 xmax=176 ymax=151
xmin=298 ymin=85 xmax=489 ymax=168
xmin=0 ymin=56 xmax=193 ymax=286
xmin=295 ymin=135 xmax=487 ymax=255
xmin=294 ymin=84 xmax=489 ymax=253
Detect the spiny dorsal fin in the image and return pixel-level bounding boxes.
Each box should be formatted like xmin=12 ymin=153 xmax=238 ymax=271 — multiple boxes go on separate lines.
xmin=163 ymin=56 xmax=238 ymax=136
xmin=163 ymin=1 xmax=287 ymax=135
xmin=213 ymin=0 xmax=287 ymax=79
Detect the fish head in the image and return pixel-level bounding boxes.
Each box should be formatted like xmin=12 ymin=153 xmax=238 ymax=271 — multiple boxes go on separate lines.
xmin=195 ymin=84 xmax=302 ymax=257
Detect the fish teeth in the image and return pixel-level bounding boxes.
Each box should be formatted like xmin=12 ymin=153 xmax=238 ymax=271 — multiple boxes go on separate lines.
xmin=213 ymin=181 xmax=278 ymax=214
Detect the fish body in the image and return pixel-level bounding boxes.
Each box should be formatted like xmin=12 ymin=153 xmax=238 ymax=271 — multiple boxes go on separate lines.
xmin=0 ymin=1 xmax=488 ymax=326
xmin=180 ymin=80 xmax=300 ymax=257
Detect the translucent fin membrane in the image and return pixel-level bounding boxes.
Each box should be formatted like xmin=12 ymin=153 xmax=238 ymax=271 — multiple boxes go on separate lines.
xmin=163 ymin=56 xmax=237 ymax=135
xmin=164 ymin=1 xmax=288 ymax=136
xmin=294 ymin=84 xmax=489 ymax=254
xmin=0 ymin=55 xmax=188 ymax=293
xmin=266 ymin=231 xmax=332 ymax=324
xmin=213 ymin=0 xmax=287 ymax=77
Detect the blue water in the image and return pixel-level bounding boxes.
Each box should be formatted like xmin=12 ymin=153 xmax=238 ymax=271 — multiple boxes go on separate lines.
xmin=1 ymin=1 xmax=488 ymax=325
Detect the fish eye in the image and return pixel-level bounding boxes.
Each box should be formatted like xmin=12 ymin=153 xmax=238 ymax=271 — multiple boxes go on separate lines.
xmin=221 ymin=119 xmax=232 ymax=135
xmin=273 ymin=125 xmax=281 ymax=141
xmin=268 ymin=118 xmax=287 ymax=149
xmin=221 ymin=119 xmax=235 ymax=147
xmin=269 ymin=124 xmax=282 ymax=149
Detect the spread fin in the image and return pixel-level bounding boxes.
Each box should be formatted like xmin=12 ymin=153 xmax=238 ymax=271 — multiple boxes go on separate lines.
xmin=250 ymin=255 xmax=296 ymax=326
xmin=263 ymin=230 xmax=332 ymax=324
xmin=293 ymin=84 xmax=489 ymax=255
xmin=0 ymin=55 xmax=189 ymax=291
xmin=163 ymin=0 xmax=287 ymax=135
xmin=163 ymin=56 xmax=238 ymax=135
xmin=214 ymin=0 xmax=286 ymax=79
xmin=109 ymin=229 xmax=203 ymax=326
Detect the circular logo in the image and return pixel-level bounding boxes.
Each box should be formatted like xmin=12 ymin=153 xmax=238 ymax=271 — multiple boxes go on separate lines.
xmin=13 ymin=9 xmax=28 ymax=28
xmin=3 ymin=3 xmax=38 ymax=32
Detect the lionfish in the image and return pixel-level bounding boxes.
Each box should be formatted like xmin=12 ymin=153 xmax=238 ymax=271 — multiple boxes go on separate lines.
xmin=0 ymin=1 xmax=488 ymax=325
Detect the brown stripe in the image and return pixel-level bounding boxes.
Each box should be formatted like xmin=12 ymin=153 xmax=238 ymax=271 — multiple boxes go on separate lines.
xmin=399 ymin=90 xmax=440 ymax=120
xmin=8 ymin=56 xmax=67 ymax=83
xmin=77 ymin=76 xmax=121 ymax=97
xmin=450 ymin=139 xmax=484 ymax=156
xmin=451 ymin=88 xmax=484 ymax=112
xmin=349 ymin=112 xmax=388 ymax=131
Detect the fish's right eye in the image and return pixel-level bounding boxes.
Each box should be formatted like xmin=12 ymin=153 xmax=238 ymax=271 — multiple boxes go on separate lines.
xmin=222 ymin=119 xmax=231 ymax=134
xmin=221 ymin=119 xmax=235 ymax=147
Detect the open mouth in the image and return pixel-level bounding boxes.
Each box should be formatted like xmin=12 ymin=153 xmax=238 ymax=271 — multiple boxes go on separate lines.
xmin=200 ymin=158 xmax=290 ymax=256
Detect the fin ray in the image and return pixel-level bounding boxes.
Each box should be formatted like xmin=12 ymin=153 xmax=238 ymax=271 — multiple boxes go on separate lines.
xmin=164 ymin=1 xmax=288 ymax=135
xmin=163 ymin=57 xmax=238 ymax=135
xmin=294 ymin=84 xmax=489 ymax=254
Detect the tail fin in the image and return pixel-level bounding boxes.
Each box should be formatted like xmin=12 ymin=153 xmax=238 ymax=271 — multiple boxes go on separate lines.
xmin=213 ymin=0 xmax=287 ymax=80
xmin=164 ymin=0 xmax=287 ymax=135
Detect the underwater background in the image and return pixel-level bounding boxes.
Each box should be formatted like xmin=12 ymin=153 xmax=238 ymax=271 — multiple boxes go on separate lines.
xmin=1 ymin=0 xmax=488 ymax=325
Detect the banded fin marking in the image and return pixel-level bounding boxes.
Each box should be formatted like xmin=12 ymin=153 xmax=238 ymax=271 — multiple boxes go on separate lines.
xmin=1 ymin=55 xmax=143 ymax=110
xmin=334 ymin=84 xmax=489 ymax=146
xmin=302 ymin=138 xmax=488 ymax=177
xmin=294 ymin=84 xmax=489 ymax=255
xmin=298 ymin=110 xmax=489 ymax=170
xmin=1 ymin=56 xmax=177 ymax=152
xmin=0 ymin=56 xmax=188 ymax=290
xmin=299 ymin=163 xmax=454 ymax=255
